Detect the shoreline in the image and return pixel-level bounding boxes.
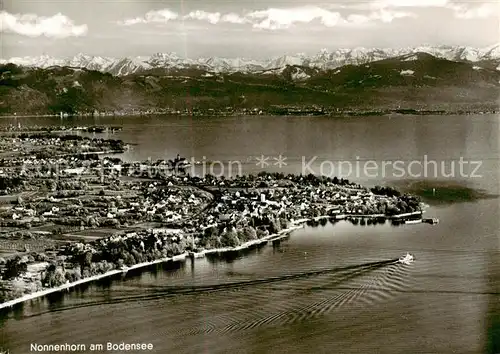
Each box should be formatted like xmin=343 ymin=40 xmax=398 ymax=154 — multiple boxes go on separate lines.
xmin=0 ymin=224 xmax=303 ymax=310
xmin=0 ymin=109 xmax=498 ymax=120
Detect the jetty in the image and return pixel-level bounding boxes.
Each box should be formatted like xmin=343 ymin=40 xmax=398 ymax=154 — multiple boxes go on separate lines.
xmin=423 ymin=218 xmax=440 ymax=224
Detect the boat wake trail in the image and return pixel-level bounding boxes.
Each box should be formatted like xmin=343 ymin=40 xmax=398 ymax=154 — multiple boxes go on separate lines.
xmin=353 ymin=263 xmax=414 ymax=306
xmin=215 ymin=267 xmax=377 ymax=334
xmin=150 ymin=258 xmax=399 ymax=295
xmin=20 ymin=259 xmax=399 ymax=319
xmin=179 ymin=259 xmax=411 ymax=336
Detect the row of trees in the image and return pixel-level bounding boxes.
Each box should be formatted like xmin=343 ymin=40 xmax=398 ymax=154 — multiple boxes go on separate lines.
xmin=371 ymin=185 xmax=402 ymax=197
xmin=2 ymin=256 xmax=28 ymax=280
xmin=198 ymin=213 xmax=290 ymax=249
xmin=0 ymin=176 xmax=24 ymax=194
xmin=200 ymin=225 xmax=261 ymax=249
xmin=61 ymin=231 xmax=195 ymax=275
xmin=205 ymin=171 xmax=354 ymax=188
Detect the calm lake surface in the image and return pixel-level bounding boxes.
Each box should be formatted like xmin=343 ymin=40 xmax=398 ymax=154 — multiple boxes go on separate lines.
xmin=1 ymin=114 xmax=499 ymax=354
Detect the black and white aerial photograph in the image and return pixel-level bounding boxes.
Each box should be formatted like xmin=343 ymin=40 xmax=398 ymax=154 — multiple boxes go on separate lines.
xmin=0 ymin=0 xmax=499 ymax=353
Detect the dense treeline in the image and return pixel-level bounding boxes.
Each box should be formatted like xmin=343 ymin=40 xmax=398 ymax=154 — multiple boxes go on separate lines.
xmin=371 ymin=185 xmax=401 ymax=197
xmin=0 ymin=176 xmax=23 ymax=192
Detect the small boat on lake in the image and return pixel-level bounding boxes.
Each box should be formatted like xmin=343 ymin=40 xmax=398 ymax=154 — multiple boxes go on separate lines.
xmin=398 ymin=252 xmax=415 ymax=265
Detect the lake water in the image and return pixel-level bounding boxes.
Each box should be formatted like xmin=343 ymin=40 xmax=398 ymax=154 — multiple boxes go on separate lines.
xmin=0 ymin=114 xmax=499 ymax=354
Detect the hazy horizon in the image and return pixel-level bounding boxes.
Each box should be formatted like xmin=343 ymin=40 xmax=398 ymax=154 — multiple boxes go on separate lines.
xmin=1 ymin=0 xmax=499 ymax=59
xmin=2 ymin=42 xmax=500 ymax=61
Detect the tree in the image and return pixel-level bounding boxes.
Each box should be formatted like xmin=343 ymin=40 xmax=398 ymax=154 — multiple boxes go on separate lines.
xmin=79 ymin=251 xmax=93 ymax=273
xmin=87 ymin=217 xmax=98 ymax=228
xmin=279 ymin=218 xmax=289 ymax=229
xmin=45 ymin=180 xmax=57 ymax=191
xmin=130 ymin=249 xmax=144 ymax=263
xmin=65 ymin=268 xmax=82 ymax=282
xmin=122 ymin=251 xmax=136 ymax=266
xmin=170 ymin=243 xmax=182 ymax=256
xmin=42 ymin=264 xmax=67 ymax=287
xmin=220 ymin=228 xmax=240 ymax=248
xmin=2 ymin=256 xmax=28 ymax=280
xmin=91 ymin=261 xmax=114 ymax=275
xmin=34 ymin=253 xmax=49 ymax=262
xmin=116 ymin=259 xmax=125 ymax=269
xmin=242 ymin=226 xmax=257 ymax=241
xmin=268 ymin=216 xmax=281 ymax=234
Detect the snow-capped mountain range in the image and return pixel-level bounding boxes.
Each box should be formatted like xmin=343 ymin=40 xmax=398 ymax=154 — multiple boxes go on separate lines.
xmin=1 ymin=44 xmax=499 ymax=76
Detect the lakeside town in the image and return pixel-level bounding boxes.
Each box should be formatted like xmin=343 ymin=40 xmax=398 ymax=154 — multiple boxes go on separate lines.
xmin=0 ymin=124 xmax=437 ymax=305
xmin=0 ymin=104 xmax=498 ymax=119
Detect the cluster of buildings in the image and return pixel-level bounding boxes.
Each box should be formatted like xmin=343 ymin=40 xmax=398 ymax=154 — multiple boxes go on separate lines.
xmin=182 ymin=175 xmax=420 ymax=236
xmin=0 ymin=133 xmax=125 ymax=161
xmin=0 ymin=178 xmax=212 ymax=236
xmin=0 ymin=126 xmax=425 ymax=303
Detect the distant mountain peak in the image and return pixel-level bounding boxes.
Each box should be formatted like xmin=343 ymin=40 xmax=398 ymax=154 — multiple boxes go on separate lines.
xmin=1 ymin=44 xmax=499 ymax=77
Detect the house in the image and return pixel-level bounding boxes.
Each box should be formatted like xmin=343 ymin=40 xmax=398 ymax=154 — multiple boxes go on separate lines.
xmin=218 ymin=214 xmax=232 ymax=222
xmin=27 ymin=262 xmax=49 ymax=273
xmin=63 ymin=167 xmax=85 ymax=175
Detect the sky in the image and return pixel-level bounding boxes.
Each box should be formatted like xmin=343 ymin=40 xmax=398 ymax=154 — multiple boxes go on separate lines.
xmin=0 ymin=0 xmax=498 ymax=59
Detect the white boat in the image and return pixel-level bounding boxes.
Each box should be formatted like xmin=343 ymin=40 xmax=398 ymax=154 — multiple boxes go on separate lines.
xmin=404 ymin=219 xmax=422 ymax=225
xmin=398 ymin=252 xmax=415 ymax=265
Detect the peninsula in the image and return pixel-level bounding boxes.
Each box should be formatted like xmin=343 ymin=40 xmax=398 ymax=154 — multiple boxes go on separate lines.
xmin=0 ymin=125 xmax=433 ymax=306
